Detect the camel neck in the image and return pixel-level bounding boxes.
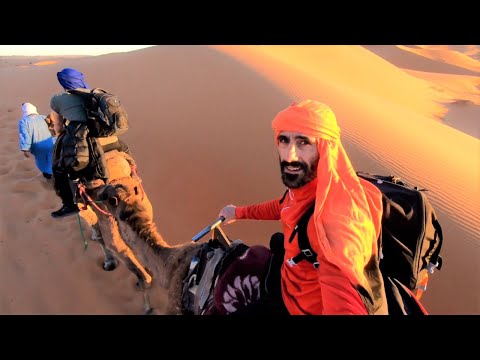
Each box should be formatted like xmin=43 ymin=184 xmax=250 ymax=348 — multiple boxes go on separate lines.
xmin=117 ymin=219 xmax=174 ymax=286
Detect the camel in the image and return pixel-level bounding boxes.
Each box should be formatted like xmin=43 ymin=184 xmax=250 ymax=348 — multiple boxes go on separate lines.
xmin=97 ymin=181 xmax=280 ymax=315
xmin=50 ymin=113 xmax=155 ymax=314
xmin=74 ymin=150 xmax=157 ymax=314
xmin=96 ymin=178 xmax=203 ymax=315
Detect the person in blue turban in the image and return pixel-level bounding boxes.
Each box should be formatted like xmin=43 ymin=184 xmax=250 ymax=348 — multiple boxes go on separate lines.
xmin=48 ymin=68 xmax=92 ymax=218
xmin=56 ymin=68 xmax=90 ymax=91
xmin=49 ymin=68 xmax=130 ymax=219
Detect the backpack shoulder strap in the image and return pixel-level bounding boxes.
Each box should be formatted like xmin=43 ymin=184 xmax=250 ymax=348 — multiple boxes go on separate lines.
xmin=357 ymin=171 xmax=409 ymax=187
xmin=90 ymin=88 xmax=109 ymax=96
xmin=286 ymin=204 xmax=319 ymax=269
xmin=67 ymin=88 xmax=93 ymax=96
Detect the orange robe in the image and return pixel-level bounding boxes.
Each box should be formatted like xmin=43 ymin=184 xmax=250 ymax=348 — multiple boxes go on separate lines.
xmin=236 ymin=174 xmax=382 ymax=315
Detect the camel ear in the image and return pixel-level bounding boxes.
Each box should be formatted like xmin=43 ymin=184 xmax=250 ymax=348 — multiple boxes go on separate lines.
xmin=109 ymin=197 xmax=119 ymax=207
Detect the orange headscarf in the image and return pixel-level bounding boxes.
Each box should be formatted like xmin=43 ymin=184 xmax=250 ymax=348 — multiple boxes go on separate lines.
xmin=272 ymin=100 xmax=383 ymax=291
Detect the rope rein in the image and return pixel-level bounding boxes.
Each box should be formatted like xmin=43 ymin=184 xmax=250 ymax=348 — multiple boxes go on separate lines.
xmin=75 ymin=182 xmax=112 ymax=251
xmin=77 ymin=183 xmax=113 ymax=217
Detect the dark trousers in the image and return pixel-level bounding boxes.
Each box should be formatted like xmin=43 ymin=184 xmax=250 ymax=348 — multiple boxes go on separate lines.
xmin=53 ymin=168 xmax=76 ymax=206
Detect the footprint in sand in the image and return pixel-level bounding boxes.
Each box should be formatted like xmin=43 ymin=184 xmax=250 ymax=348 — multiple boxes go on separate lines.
xmin=19 ymin=205 xmax=43 ymax=220
xmin=9 ymin=180 xmax=43 ymax=199
xmin=49 ymin=215 xmax=79 ymax=233
xmin=5 ymin=129 xmax=18 ymax=137
xmin=11 ymin=258 xmax=26 ymax=276
xmin=3 ymin=131 xmax=19 ymax=141
xmin=13 ymin=160 xmax=36 ymax=173
xmin=0 ymin=113 xmax=11 ymax=122
xmin=36 ymin=208 xmax=75 ymax=230
xmin=0 ymin=144 xmax=13 ymax=155
xmin=4 ymin=141 xmax=19 ymax=150
xmin=37 ymin=178 xmax=55 ymax=192
xmin=31 ymin=187 xmax=75 ymax=224
xmin=0 ymin=166 xmax=12 ymax=176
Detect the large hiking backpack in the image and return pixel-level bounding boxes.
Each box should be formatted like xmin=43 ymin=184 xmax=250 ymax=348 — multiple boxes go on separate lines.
xmin=289 ymin=172 xmax=444 ymax=313
xmin=356 ymin=172 xmax=444 ymax=295
xmin=67 ymin=88 xmax=129 ymax=138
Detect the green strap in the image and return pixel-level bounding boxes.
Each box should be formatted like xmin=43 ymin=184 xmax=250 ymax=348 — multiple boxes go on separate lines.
xmin=76 ymin=213 xmax=88 ymax=250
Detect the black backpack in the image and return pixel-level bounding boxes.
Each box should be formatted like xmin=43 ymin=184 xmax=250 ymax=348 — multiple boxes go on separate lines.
xmin=67 ymin=88 xmax=129 ymax=138
xmin=288 ymin=172 xmax=444 ymax=312
xmin=356 ymin=172 xmax=443 ymax=293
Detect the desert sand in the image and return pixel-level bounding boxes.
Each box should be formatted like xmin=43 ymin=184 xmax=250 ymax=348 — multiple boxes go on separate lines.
xmin=0 ymin=45 xmax=478 ymax=314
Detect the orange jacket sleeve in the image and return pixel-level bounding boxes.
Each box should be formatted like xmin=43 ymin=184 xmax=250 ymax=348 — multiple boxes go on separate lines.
xmin=236 ymin=199 xmax=282 ymax=220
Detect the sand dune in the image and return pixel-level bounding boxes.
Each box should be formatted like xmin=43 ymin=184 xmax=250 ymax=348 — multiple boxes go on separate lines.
xmin=363 ymin=45 xmax=480 ymax=75
xmin=399 ymin=45 xmax=480 ymax=73
xmin=365 ymin=45 xmax=480 ymax=140
xmin=1 ymin=45 xmax=478 ymax=314
xmin=401 ymin=69 xmax=480 ymax=139
xmin=416 ymin=45 xmax=480 ymax=62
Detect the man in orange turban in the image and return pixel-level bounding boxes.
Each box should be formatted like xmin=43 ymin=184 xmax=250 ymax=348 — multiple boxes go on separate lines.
xmin=219 ymin=100 xmax=386 ymax=314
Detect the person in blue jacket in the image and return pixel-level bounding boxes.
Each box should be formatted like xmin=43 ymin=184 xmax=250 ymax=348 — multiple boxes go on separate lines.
xmin=18 ymin=102 xmax=56 ymax=179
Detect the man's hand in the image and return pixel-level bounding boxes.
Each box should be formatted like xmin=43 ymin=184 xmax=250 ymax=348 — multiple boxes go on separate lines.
xmin=22 ymin=150 xmax=31 ymax=159
xmin=219 ymin=204 xmax=237 ymax=225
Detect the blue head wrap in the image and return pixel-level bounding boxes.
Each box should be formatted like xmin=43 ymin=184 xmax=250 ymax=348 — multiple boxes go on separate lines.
xmin=57 ymin=68 xmax=89 ymax=90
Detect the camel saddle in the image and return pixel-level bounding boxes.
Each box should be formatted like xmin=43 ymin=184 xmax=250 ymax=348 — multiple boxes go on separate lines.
xmin=83 ymin=150 xmax=135 ymax=190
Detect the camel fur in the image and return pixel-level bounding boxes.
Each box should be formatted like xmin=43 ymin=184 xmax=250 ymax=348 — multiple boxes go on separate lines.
xmin=76 ymin=151 xmax=156 ymax=314
xmin=97 ymin=180 xmax=202 ymax=315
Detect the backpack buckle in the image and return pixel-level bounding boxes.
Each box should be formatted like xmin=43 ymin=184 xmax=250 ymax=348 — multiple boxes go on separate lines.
xmin=302 ymin=249 xmax=313 ymax=257
xmin=313 ymin=261 xmax=319 ymax=269
xmin=427 ymin=261 xmax=439 ymax=274
xmin=287 ymin=258 xmax=297 ymax=267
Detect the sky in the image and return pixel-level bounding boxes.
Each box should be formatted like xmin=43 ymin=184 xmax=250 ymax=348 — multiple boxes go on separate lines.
xmin=0 ymin=45 xmax=155 ymax=56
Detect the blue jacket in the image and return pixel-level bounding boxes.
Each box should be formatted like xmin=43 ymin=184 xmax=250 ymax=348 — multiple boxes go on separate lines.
xmin=18 ymin=114 xmax=55 ymax=175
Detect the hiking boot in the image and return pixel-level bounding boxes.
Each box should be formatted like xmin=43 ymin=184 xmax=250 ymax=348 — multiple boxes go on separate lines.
xmin=51 ymin=204 xmax=79 ymax=218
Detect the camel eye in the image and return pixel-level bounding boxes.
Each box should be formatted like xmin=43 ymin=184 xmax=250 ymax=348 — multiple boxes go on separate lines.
xmin=99 ymin=189 xmax=109 ymax=201
xmin=109 ymin=197 xmax=119 ymax=207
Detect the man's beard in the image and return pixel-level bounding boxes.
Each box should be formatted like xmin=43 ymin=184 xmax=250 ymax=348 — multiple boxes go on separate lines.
xmin=279 ymin=159 xmax=318 ymax=189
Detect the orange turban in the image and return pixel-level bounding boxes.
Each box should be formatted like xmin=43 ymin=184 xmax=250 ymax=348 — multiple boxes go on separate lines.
xmin=272 ymin=100 xmax=383 ymax=293
xmin=272 ymin=100 xmax=340 ymax=141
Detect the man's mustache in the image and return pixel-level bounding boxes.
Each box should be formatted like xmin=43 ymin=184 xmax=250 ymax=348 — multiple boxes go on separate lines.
xmin=280 ymin=161 xmax=308 ymax=172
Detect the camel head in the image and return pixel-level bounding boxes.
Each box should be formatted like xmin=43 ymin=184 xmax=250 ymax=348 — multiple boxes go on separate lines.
xmin=98 ymin=184 xmax=129 ymax=217
xmin=97 ymin=177 xmax=152 ymax=222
